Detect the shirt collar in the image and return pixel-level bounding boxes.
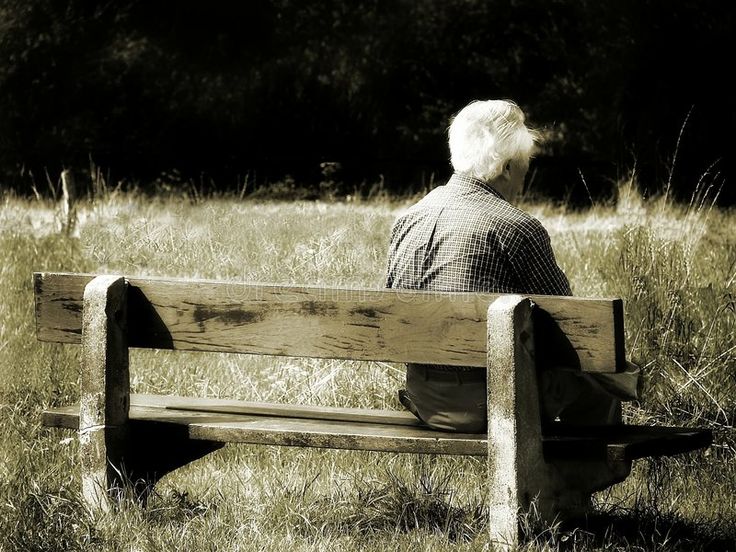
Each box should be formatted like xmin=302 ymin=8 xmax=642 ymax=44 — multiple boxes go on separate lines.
xmin=448 ymin=172 xmax=505 ymax=200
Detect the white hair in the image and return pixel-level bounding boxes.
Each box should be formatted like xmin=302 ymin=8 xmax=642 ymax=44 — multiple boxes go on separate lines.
xmin=448 ymin=99 xmax=540 ymax=182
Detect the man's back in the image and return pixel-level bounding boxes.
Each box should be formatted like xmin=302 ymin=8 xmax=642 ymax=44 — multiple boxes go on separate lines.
xmin=386 ymin=173 xmax=571 ymax=297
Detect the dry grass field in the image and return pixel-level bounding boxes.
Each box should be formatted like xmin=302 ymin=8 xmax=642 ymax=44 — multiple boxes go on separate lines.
xmin=0 ymin=185 xmax=734 ymax=551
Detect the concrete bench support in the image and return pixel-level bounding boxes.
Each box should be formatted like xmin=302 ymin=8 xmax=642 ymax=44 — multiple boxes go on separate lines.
xmin=80 ymin=275 xmax=129 ymax=511
xmin=79 ymin=275 xmax=223 ymax=512
xmin=487 ymin=295 xmax=592 ymax=547
xmin=487 ymin=295 xmax=545 ymax=547
xmin=486 ymin=296 xmax=635 ymax=548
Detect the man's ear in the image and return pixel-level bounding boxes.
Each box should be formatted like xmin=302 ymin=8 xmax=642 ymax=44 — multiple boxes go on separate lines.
xmin=501 ymin=161 xmax=512 ymax=180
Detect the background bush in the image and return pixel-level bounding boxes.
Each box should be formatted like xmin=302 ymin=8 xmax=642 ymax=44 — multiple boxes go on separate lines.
xmin=1 ymin=0 xmax=734 ymax=203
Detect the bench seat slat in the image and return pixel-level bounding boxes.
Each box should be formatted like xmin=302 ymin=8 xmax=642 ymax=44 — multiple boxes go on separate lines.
xmin=42 ymin=395 xmax=712 ymax=461
xmin=43 ymin=402 xmax=486 ymax=456
xmin=543 ymin=424 xmax=713 ymax=462
xmin=131 ymin=393 xmax=424 ymax=427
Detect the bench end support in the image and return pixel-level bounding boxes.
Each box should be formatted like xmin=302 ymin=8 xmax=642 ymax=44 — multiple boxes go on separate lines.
xmin=486 ymin=296 xmax=592 ymax=548
xmin=80 ymin=275 xmax=129 ymax=512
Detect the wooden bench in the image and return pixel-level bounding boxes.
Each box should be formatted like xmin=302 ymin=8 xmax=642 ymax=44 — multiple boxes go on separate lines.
xmin=35 ymin=272 xmax=712 ymax=548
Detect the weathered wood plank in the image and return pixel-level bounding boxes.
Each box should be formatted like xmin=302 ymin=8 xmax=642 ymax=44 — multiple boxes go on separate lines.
xmin=132 ymin=393 xmax=424 ymax=427
xmin=34 ymin=272 xmax=625 ymax=372
xmin=186 ymin=413 xmax=482 ymax=455
xmin=42 ymin=397 xmax=712 ymax=460
xmin=43 ymin=394 xmax=423 ymax=428
xmin=542 ymin=425 xmax=713 ymax=462
xmin=44 ymin=403 xmax=487 ymax=456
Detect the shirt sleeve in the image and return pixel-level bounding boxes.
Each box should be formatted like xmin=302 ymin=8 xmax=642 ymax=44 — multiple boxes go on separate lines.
xmin=508 ymin=219 xmax=572 ymax=296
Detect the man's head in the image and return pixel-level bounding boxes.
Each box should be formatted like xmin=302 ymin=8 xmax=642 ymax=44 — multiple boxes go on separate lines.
xmin=448 ymin=99 xmax=540 ymax=200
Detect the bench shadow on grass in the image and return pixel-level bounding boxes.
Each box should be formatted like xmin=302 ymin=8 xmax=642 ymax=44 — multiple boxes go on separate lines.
xmin=553 ymin=510 xmax=736 ymax=551
xmin=287 ymin=468 xmax=735 ymax=549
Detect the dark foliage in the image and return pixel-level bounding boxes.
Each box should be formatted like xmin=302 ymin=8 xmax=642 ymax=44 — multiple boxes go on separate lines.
xmin=0 ymin=0 xmax=734 ymax=203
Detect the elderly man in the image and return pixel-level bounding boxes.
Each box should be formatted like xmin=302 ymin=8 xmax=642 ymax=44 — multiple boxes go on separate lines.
xmin=385 ymin=99 xmax=637 ymax=432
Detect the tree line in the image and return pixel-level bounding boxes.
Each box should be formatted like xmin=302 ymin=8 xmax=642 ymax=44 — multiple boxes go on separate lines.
xmin=1 ymin=0 xmax=733 ymax=203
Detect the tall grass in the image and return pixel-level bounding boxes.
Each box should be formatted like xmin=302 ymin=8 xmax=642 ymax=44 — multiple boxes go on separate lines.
xmin=0 ymin=185 xmax=734 ymax=551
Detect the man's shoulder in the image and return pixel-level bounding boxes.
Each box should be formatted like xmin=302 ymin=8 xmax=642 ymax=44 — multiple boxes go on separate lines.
xmin=409 ymin=185 xmax=450 ymax=209
xmin=472 ymin=197 xmax=546 ymax=238
xmin=393 ymin=186 xmax=449 ymax=222
xmin=395 ymin=185 xmax=548 ymax=241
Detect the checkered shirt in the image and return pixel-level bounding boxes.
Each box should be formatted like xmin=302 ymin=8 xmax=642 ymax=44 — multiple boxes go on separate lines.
xmin=385 ymin=172 xmax=571 ymax=369
xmin=386 ymin=172 xmax=571 ymax=295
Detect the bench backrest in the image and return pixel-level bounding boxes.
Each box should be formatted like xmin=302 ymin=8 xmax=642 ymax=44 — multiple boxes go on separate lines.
xmin=33 ymin=272 xmax=625 ymax=373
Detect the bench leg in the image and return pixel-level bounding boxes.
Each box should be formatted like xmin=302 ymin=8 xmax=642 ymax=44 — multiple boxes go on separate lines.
xmin=80 ymin=275 xmax=130 ymax=512
xmin=486 ymin=296 xmax=594 ymax=548
xmin=80 ymin=276 xmax=224 ymax=510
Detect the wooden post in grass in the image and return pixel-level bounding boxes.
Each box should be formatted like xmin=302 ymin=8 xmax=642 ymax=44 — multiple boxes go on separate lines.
xmin=60 ymin=169 xmax=77 ymax=236
xmin=79 ymin=275 xmax=129 ymax=512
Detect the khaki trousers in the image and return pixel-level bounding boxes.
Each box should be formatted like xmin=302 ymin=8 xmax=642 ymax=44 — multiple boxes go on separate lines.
xmin=401 ymin=363 xmax=626 ymax=433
